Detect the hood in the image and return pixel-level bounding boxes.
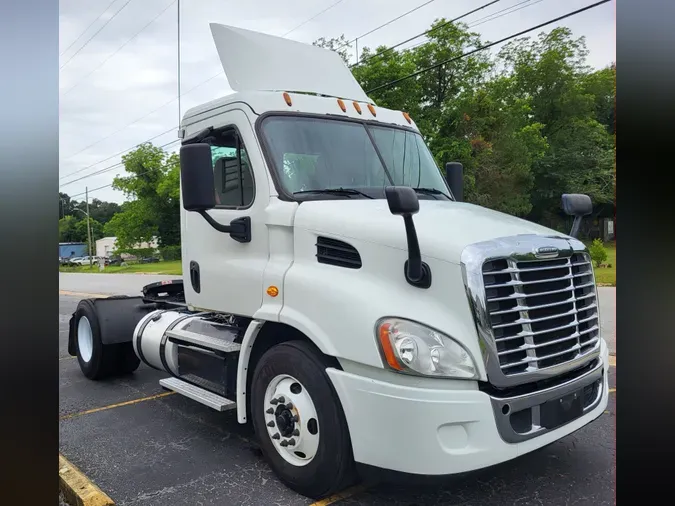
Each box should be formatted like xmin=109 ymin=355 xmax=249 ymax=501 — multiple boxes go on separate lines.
xmin=293 ymin=199 xmax=567 ymax=265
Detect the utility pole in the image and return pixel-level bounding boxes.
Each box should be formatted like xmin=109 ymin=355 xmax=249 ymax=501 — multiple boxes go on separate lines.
xmin=86 ymin=186 xmax=93 ymax=269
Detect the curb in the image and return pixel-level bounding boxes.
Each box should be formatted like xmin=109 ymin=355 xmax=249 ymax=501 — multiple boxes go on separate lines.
xmin=59 ymin=454 xmax=115 ymax=506
xmin=59 ymin=290 xmax=110 ymax=299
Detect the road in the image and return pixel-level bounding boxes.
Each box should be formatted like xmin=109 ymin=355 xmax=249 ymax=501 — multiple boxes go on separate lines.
xmin=59 ymin=275 xmax=616 ymax=505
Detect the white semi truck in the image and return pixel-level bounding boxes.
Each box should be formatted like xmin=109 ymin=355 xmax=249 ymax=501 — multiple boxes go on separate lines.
xmin=68 ymin=24 xmax=609 ymax=499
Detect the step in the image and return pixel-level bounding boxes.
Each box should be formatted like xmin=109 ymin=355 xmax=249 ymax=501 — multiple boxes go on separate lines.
xmin=159 ymin=377 xmax=236 ymax=411
xmin=166 ymin=328 xmax=242 ymax=353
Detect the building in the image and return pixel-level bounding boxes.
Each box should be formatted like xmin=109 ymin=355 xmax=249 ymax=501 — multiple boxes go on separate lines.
xmin=59 ymin=242 xmax=88 ymax=259
xmin=95 ymin=237 xmax=159 ymax=259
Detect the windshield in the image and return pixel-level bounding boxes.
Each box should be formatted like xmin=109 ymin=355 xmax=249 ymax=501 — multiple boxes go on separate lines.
xmin=259 ymin=116 xmax=451 ymax=200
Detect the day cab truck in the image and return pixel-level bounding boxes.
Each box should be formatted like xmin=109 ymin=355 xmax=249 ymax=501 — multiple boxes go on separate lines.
xmin=68 ymin=24 xmax=609 ymax=499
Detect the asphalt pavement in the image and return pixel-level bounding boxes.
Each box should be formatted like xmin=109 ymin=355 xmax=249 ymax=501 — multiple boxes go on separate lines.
xmin=59 ymin=275 xmax=616 ymax=505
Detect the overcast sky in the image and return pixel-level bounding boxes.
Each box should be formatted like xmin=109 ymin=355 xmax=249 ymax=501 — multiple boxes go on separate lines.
xmin=59 ymin=0 xmax=615 ymax=204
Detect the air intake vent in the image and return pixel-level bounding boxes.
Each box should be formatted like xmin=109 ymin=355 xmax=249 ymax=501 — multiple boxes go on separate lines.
xmin=316 ymin=237 xmax=362 ymax=269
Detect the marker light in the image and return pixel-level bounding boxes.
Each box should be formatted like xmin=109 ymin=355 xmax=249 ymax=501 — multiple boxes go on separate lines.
xmin=367 ymin=104 xmax=377 ymax=116
xmin=353 ymin=102 xmax=362 ymax=114
xmin=337 ymin=99 xmax=346 ymax=112
xmin=283 ymin=92 xmax=292 ymax=106
xmin=403 ymin=112 xmax=412 ymax=124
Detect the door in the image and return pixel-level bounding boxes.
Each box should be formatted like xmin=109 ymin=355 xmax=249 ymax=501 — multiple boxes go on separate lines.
xmin=182 ymin=109 xmax=270 ymax=316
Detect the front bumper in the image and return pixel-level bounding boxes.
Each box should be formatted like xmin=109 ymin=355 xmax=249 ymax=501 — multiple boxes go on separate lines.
xmin=327 ymin=339 xmax=609 ymax=475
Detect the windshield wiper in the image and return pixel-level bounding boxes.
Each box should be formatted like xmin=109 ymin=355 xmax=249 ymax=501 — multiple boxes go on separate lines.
xmin=412 ymin=187 xmax=452 ymax=200
xmin=293 ymin=188 xmax=374 ymax=199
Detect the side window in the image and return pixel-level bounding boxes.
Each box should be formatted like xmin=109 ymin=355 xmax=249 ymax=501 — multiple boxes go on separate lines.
xmin=210 ymin=129 xmax=254 ymax=207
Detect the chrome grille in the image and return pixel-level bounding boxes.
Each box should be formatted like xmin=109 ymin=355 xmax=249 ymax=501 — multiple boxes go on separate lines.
xmin=482 ymin=252 xmax=600 ymax=376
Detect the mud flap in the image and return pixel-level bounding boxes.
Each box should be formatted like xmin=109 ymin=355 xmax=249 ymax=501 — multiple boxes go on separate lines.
xmin=67 ymin=312 xmax=77 ymax=356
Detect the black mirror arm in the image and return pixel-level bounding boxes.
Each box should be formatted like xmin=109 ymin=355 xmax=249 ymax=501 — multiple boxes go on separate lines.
xmin=402 ymin=214 xmax=432 ymax=288
xmin=197 ymin=211 xmax=251 ymax=243
xmin=569 ymin=216 xmax=585 ymax=239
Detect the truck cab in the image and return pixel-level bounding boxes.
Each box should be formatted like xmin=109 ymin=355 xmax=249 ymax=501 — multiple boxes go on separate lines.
xmin=69 ymin=23 xmax=609 ymax=500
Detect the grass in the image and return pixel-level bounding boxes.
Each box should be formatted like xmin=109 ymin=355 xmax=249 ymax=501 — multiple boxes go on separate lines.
xmin=590 ymin=241 xmax=616 ymax=286
xmin=59 ymin=260 xmax=183 ymax=276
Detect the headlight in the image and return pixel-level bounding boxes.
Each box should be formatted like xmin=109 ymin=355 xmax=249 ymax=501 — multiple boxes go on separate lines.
xmin=376 ymin=318 xmax=478 ymax=379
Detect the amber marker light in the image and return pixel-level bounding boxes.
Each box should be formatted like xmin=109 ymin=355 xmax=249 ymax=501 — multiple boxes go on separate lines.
xmin=267 ymin=286 xmax=279 ymax=297
xmin=367 ymin=104 xmax=377 ymax=116
xmin=378 ymin=322 xmax=402 ymax=371
xmin=353 ymin=102 xmax=362 ymax=114
xmin=403 ymin=112 xmax=412 ymax=124
xmin=283 ymin=92 xmax=292 ymax=106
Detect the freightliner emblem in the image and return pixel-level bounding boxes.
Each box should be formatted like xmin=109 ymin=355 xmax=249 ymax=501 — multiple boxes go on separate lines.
xmin=534 ymin=246 xmax=560 ymax=259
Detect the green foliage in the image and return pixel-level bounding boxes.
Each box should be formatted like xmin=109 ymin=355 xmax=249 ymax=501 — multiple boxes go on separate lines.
xmin=115 ymin=247 xmax=156 ymax=259
xmin=313 ymin=35 xmax=353 ymax=65
xmin=320 ymin=24 xmax=615 ymax=224
xmin=108 ymin=143 xmax=181 ymax=249
xmin=58 ymin=215 xmax=103 ymax=251
xmin=588 ymin=239 xmax=608 ymax=267
xmin=159 ymin=245 xmax=182 ymax=261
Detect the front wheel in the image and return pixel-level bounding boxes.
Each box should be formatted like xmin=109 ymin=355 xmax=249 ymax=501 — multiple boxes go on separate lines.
xmin=251 ymin=340 xmax=356 ymax=499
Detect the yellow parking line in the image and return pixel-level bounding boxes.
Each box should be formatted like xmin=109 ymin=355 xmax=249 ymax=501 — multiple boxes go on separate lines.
xmin=60 ymin=392 xmax=176 ymax=421
xmin=59 ymin=454 xmax=115 ymax=506
xmin=59 ymin=290 xmax=109 ymax=299
xmin=309 ymin=485 xmax=369 ymax=506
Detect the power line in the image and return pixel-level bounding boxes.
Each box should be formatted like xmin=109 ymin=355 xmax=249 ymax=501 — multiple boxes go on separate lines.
xmin=365 ymin=0 xmax=610 ymax=94
xmin=349 ymin=0 xmax=501 ymax=69
xmin=66 ymin=147 xmax=180 ymax=199
xmin=283 ymin=0 xmax=347 ymax=37
xmin=336 ymin=0 xmax=439 ymax=51
xmin=468 ymin=0 xmax=545 ymax=29
xmin=60 ymin=127 xmax=176 ymax=181
xmin=400 ymin=0 xmax=546 ymax=53
xmin=61 ymin=5 xmax=346 ymax=181
xmin=60 ymin=0 xmax=135 ymax=70
xmin=61 ymin=0 xmax=177 ymax=96
xmin=60 ymin=139 xmax=180 ymax=189
xmin=60 ymin=0 xmax=120 ymax=57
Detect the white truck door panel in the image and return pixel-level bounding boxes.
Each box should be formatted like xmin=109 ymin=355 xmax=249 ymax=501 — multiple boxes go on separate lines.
xmin=182 ymin=109 xmax=269 ymax=316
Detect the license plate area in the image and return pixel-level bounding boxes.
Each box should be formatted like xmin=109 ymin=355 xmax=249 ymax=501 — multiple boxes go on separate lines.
xmin=540 ymin=389 xmax=583 ymax=429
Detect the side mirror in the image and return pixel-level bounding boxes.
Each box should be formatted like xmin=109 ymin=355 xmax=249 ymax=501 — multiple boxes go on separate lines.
xmin=445 ymin=162 xmax=463 ymax=202
xmin=561 ymin=193 xmax=592 ymax=239
xmin=180 ymin=143 xmax=251 ymax=243
xmin=385 ymin=187 xmax=431 ymax=289
xmin=385 ymin=185 xmax=419 ymax=215
xmin=180 ymin=143 xmax=216 ymax=211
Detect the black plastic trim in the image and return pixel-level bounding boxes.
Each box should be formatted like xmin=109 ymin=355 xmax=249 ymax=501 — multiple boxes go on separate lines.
xmin=316 ymin=236 xmax=362 ymax=269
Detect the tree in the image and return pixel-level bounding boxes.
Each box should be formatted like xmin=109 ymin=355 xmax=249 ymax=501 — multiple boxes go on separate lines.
xmin=313 ymin=35 xmax=353 ymax=65
xmin=105 ymin=143 xmax=181 ymax=249
xmin=497 ymin=28 xmax=615 ymax=223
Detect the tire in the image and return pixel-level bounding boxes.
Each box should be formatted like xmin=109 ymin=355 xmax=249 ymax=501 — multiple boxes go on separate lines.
xmin=251 ymin=340 xmax=356 ymax=499
xmin=74 ymin=300 xmax=138 ymax=380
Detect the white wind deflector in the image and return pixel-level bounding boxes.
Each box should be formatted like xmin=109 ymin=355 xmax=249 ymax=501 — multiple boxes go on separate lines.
xmin=209 ymin=23 xmax=373 ymax=103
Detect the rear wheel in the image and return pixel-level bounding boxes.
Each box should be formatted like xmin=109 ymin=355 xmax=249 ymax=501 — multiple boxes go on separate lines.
xmin=251 ymin=340 xmax=356 ymax=499
xmin=74 ymin=300 xmax=139 ymax=380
